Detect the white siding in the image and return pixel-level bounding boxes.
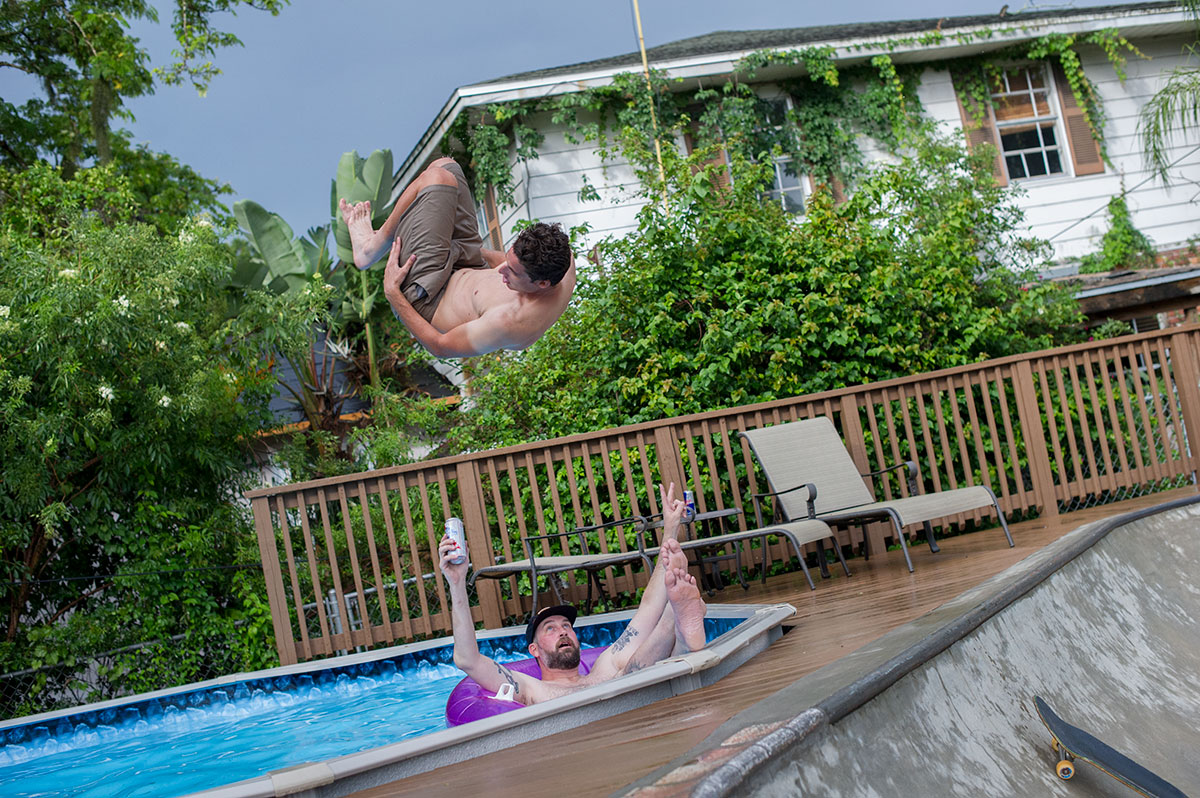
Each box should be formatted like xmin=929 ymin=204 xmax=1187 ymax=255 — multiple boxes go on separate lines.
xmin=922 ymin=34 xmax=1200 ymax=262
xmin=496 ymin=110 xmax=649 ymax=250
xmin=495 ymin=32 xmax=1199 ymax=267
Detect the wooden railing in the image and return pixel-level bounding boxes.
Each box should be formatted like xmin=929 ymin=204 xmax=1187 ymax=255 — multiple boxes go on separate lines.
xmin=247 ymin=327 xmax=1200 ymax=664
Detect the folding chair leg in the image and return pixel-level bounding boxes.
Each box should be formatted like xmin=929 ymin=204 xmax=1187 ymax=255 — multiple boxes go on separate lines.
xmin=782 ymin=531 xmax=816 ymax=590
xmin=831 ymin=536 xmax=851 ymax=577
xmin=897 ymin=525 xmax=912 ymax=568
xmin=998 ymin=511 xmax=1014 ymax=547
xmin=985 ymin=487 xmax=1015 ymax=547
xmin=759 ymin=537 xmax=769 ymax=585
xmin=924 ymin=520 xmax=940 ymax=554
xmin=861 ymin=524 xmax=871 ymax=561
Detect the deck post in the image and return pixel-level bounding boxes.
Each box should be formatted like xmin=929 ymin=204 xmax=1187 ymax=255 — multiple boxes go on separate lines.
xmin=251 ymin=496 xmax=299 ymax=666
xmin=456 ymin=461 xmax=504 ymax=628
xmin=839 ymin=395 xmax=887 ymax=556
xmin=653 ymin=425 xmax=687 ymax=495
xmin=1169 ymin=329 xmax=1200 ymax=482
xmin=1013 ymin=361 xmax=1059 ymax=519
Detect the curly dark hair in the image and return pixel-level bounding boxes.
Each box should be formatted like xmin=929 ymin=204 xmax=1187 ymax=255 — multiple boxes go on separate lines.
xmin=512 ymin=222 xmax=572 ymax=285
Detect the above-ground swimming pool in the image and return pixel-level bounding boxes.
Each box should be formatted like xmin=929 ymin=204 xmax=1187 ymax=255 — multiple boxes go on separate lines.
xmin=0 ymin=603 xmax=793 ymax=798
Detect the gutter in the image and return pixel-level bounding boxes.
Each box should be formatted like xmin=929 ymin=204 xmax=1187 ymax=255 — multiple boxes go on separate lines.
xmin=1072 ymin=268 xmax=1200 ymax=299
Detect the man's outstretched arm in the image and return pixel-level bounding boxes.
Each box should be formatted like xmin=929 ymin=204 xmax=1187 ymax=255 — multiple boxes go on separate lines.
xmin=383 ymin=239 xmax=516 ymax=357
xmin=438 ymin=535 xmax=539 ymax=704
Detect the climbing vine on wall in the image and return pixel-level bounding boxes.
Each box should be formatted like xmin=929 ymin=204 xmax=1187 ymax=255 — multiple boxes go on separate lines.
xmin=951 ymin=28 xmax=1142 ymax=159
xmin=437 ymin=26 xmax=1143 ymax=209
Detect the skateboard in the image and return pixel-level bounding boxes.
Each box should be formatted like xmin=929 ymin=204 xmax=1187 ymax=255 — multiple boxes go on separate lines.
xmin=1032 ymin=696 xmax=1188 ymax=798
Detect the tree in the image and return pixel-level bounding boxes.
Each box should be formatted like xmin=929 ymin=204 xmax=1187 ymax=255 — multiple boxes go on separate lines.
xmin=1140 ymin=0 xmax=1200 ymax=181
xmin=0 ymin=166 xmax=323 ymax=713
xmin=1 ymin=0 xmax=286 ymax=235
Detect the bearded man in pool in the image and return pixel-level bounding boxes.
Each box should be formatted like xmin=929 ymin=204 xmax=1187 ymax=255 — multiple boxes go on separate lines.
xmin=437 ymin=483 xmax=709 ymax=705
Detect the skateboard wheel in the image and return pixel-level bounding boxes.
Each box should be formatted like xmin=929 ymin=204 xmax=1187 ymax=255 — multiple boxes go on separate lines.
xmin=1056 ymin=760 xmax=1075 ymax=780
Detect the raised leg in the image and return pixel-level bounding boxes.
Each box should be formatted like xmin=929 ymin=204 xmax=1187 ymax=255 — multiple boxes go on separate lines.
xmin=338 ymin=158 xmax=458 ymax=269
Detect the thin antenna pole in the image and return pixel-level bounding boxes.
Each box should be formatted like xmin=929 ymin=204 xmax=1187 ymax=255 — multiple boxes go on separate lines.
xmin=631 ymin=0 xmax=669 ymax=204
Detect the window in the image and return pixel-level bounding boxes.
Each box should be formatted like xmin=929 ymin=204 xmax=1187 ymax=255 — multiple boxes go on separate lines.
xmin=765 ymin=158 xmax=807 ymax=215
xmin=762 ymin=97 xmax=808 ymax=216
xmin=989 ymin=66 xmax=1066 ymax=181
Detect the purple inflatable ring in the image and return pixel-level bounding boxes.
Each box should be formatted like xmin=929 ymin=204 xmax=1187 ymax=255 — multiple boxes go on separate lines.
xmin=445 ymin=646 xmax=609 ymax=727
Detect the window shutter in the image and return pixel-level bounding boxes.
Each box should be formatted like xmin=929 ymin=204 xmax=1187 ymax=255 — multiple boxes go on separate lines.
xmin=829 ymin=175 xmax=847 ymax=204
xmin=807 ymin=174 xmax=847 ymax=204
xmin=951 ymin=73 xmax=1007 ymax=187
xmin=482 ymin=185 xmax=503 ymax=249
xmin=1051 ymin=62 xmax=1104 ymax=177
xmin=684 ymin=124 xmax=732 ymax=191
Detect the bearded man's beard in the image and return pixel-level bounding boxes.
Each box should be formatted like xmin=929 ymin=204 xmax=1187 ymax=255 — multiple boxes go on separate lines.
xmin=542 ymin=639 xmax=581 ymax=669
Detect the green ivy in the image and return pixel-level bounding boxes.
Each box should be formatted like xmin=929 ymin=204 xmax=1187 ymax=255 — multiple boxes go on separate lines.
xmin=1078 ymin=193 xmax=1156 ymax=273
xmin=434 ymin=25 xmax=1143 ymax=207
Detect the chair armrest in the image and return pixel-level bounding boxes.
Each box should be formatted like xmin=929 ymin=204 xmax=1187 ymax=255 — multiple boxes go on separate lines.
xmin=749 ymin=482 xmax=817 ymax=524
xmin=864 ymin=461 xmax=918 ymax=495
xmin=521 ymin=528 xmax=588 ymax=562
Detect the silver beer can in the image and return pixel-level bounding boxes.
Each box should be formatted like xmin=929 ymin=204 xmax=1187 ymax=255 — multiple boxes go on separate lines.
xmin=445 ymin=517 xmax=467 ymax=564
xmin=683 ymin=490 xmax=696 ymax=522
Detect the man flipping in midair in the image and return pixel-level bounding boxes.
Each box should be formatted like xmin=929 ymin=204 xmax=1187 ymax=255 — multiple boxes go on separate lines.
xmin=340 ymin=157 xmax=575 ymax=358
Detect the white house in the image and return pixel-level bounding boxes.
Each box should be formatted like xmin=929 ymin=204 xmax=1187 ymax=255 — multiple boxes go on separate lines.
xmin=391 ymin=2 xmax=1200 ymax=321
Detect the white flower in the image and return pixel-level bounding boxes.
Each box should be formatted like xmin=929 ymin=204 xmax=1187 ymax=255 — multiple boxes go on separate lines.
xmin=158 ymin=395 xmax=171 ymax=408
xmin=168 ymin=297 xmax=179 ymax=308
xmin=155 ymin=340 xmax=167 ymax=351
xmin=195 ymin=218 xmax=213 ymax=229
xmin=113 ymin=296 xmax=130 ymax=315
xmin=58 ymin=269 xmax=78 ymax=279
xmin=178 ymin=230 xmax=195 ymax=244
xmin=223 ymin=372 xmax=237 ymax=384
xmin=175 ymin=321 xmax=191 ymax=333
xmin=0 ymin=305 xmax=8 ymax=318
xmin=99 ymin=385 xmax=114 ymax=402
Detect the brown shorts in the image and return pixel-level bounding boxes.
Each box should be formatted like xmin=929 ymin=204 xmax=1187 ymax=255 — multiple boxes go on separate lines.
xmin=396 ymin=161 xmax=487 ymax=322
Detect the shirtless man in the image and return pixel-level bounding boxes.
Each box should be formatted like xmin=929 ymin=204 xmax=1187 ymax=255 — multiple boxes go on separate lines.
xmin=339 ymin=157 xmax=575 ymax=358
xmin=437 ymin=484 xmax=708 ymax=705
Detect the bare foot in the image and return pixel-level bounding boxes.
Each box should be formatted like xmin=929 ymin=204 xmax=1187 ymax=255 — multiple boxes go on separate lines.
xmin=662 ymin=537 xmax=688 ymax=573
xmin=665 ymin=565 xmax=707 ymax=652
xmin=339 ymin=198 xmax=380 ymax=269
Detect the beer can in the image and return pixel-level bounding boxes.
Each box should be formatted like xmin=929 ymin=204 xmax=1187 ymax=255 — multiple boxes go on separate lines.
xmin=683 ymin=490 xmax=696 ymax=523
xmin=445 ymin=517 xmax=467 ymax=564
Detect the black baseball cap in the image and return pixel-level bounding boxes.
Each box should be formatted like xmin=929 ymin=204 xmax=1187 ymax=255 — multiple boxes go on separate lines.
xmin=525 ymin=604 xmax=577 ymax=645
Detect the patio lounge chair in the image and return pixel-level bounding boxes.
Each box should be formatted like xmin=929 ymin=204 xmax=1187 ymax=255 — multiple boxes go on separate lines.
xmin=637 ymin=508 xmax=849 ymax=592
xmin=470 ymin=517 xmax=656 ymax=617
xmin=740 ymin=416 xmax=1013 ymax=573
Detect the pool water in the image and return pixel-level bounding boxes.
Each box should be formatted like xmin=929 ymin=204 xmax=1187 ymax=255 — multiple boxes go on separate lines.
xmin=0 ymin=617 xmax=740 ymax=797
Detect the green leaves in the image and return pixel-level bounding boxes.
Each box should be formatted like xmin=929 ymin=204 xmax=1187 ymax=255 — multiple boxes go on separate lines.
xmin=438 ymin=130 xmax=1081 ymax=454
xmin=332 ymin=149 xmax=395 ymax=266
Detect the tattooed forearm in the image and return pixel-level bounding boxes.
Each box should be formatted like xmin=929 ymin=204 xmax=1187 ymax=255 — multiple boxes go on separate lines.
xmin=611 ymin=626 xmax=639 ymax=653
xmin=496 ymin=663 xmax=520 ymax=695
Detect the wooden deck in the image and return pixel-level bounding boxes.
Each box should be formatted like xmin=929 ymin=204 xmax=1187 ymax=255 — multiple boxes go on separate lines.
xmin=351 ymin=487 xmax=1195 ymax=798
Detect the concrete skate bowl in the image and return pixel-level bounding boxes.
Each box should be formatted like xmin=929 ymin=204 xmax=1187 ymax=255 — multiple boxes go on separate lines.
xmin=662 ymin=496 xmax=1200 ymax=797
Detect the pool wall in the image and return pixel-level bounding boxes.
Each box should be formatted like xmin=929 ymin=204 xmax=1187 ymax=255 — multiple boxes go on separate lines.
xmin=622 ymin=495 xmax=1200 ymax=797
xmin=189 ymin=603 xmax=792 ymax=798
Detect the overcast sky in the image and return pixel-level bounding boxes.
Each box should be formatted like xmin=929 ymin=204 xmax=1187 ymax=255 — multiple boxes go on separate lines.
xmin=5 ymin=1 xmax=1135 ymax=234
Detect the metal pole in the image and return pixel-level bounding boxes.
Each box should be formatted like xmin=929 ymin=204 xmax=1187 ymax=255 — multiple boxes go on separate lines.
xmin=632 ymin=0 xmax=670 ymax=206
